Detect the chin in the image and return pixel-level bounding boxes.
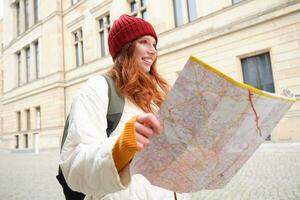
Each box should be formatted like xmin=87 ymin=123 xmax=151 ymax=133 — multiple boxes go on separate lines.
xmin=142 ymin=66 xmax=151 ymax=73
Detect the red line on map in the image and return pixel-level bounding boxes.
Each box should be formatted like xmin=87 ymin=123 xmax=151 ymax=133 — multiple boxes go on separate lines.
xmin=248 ymin=90 xmax=262 ymax=136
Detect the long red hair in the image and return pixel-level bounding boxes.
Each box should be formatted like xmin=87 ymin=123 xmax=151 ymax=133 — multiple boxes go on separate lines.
xmin=108 ymin=42 xmax=169 ymax=113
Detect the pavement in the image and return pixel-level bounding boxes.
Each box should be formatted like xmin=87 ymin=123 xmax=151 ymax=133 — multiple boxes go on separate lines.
xmin=0 ymin=142 xmax=299 ymax=200
xmin=189 ymin=142 xmax=300 ymax=200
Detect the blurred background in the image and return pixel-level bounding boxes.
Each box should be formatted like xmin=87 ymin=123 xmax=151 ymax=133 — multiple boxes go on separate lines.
xmin=0 ymin=0 xmax=299 ymax=199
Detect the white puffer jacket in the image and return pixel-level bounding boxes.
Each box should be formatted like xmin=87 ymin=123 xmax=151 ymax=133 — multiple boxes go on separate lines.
xmin=59 ymin=76 xmax=189 ymax=200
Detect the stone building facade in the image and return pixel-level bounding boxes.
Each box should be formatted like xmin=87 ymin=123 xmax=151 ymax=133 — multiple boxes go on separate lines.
xmin=0 ymin=19 xmax=3 ymax=148
xmin=0 ymin=0 xmax=299 ymax=150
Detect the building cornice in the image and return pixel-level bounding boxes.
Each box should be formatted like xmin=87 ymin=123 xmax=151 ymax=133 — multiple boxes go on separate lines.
xmin=66 ymin=15 xmax=85 ymax=29
xmin=63 ymin=0 xmax=88 ymax=16
xmin=1 ymin=71 xmax=65 ymax=105
xmin=89 ymin=0 xmax=112 ymax=15
xmin=1 ymin=126 xmax=63 ymax=136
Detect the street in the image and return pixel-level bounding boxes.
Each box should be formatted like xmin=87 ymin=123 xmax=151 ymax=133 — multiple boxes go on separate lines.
xmin=0 ymin=142 xmax=299 ymax=200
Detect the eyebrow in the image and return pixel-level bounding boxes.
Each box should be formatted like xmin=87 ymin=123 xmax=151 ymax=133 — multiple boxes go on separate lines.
xmin=140 ymin=37 xmax=156 ymax=44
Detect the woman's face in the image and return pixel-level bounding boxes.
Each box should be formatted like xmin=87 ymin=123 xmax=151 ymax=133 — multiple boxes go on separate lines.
xmin=133 ymin=35 xmax=157 ymax=72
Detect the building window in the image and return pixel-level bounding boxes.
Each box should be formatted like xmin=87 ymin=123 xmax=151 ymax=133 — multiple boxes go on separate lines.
xmin=25 ymin=109 xmax=30 ymax=130
xmin=173 ymin=0 xmax=184 ymax=27
xmin=16 ymin=1 xmax=20 ymax=35
xmin=129 ymin=0 xmax=147 ymax=19
xmin=16 ymin=52 xmax=21 ymax=86
xmin=187 ymin=0 xmax=197 ymax=22
xmin=34 ymin=0 xmax=39 ymax=23
xmin=71 ymin=0 xmax=80 ymax=5
xmin=173 ymin=0 xmax=198 ymax=27
xmin=232 ymin=0 xmax=243 ymax=4
xmin=24 ymin=0 xmax=29 ymax=30
xmin=17 ymin=111 xmax=21 ymax=131
xmin=24 ymin=134 xmax=29 ymax=148
xmin=15 ymin=135 xmax=20 ymax=149
xmin=98 ymin=14 xmax=110 ymax=57
xmin=241 ymin=53 xmax=275 ymax=93
xmin=36 ymin=106 xmax=41 ymax=129
xmin=73 ymin=29 xmax=84 ymax=67
xmin=25 ymin=47 xmax=30 ymax=83
xmin=34 ymin=41 xmax=40 ymax=79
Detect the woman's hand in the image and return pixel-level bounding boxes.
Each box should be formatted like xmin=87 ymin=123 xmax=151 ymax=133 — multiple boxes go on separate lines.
xmin=135 ymin=113 xmax=161 ymax=151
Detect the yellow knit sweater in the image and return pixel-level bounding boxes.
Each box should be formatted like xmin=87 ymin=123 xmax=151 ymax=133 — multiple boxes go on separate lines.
xmin=112 ymin=116 xmax=138 ymax=172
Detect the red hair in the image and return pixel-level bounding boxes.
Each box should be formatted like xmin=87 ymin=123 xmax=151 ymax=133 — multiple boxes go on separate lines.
xmin=108 ymin=42 xmax=169 ymax=113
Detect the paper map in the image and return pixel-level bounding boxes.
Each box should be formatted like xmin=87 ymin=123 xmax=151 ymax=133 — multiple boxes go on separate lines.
xmin=130 ymin=56 xmax=296 ymax=193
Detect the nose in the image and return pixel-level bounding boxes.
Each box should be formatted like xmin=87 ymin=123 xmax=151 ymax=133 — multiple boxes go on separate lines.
xmin=148 ymin=44 xmax=157 ymax=55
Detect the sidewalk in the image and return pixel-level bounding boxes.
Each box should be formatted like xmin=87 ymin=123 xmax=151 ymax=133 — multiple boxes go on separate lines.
xmin=191 ymin=142 xmax=300 ymax=200
xmin=0 ymin=142 xmax=299 ymax=200
xmin=0 ymin=148 xmax=64 ymax=200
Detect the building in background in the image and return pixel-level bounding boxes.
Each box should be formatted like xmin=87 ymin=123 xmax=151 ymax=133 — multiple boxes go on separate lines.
xmin=0 ymin=0 xmax=299 ymax=150
xmin=0 ymin=19 xmax=3 ymax=147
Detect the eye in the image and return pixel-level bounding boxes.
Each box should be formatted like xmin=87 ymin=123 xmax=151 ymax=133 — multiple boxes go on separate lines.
xmin=153 ymin=43 xmax=157 ymax=50
xmin=139 ymin=39 xmax=147 ymax=44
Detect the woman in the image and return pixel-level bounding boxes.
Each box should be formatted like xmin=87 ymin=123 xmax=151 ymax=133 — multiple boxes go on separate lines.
xmin=60 ymin=14 xmax=183 ymax=199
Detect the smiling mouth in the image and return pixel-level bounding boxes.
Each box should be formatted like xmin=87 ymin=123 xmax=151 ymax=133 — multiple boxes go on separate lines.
xmin=142 ymin=58 xmax=153 ymax=64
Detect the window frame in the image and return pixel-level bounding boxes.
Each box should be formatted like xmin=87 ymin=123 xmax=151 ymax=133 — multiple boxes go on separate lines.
xmin=17 ymin=111 xmax=21 ymax=131
xmin=187 ymin=0 xmax=197 ymax=22
xmin=128 ymin=0 xmax=148 ymax=19
xmin=173 ymin=0 xmax=198 ymax=27
xmin=24 ymin=0 xmax=29 ymax=30
xmin=35 ymin=106 xmax=41 ymax=129
xmin=16 ymin=1 xmax=20 ymax=35
xmin=25 ymin=46 xmax=30 ymax=83
xmin=16 ymin=51 xmax=21 ymax=86
xmin=232 ymin=0 xmax=243 ymax=5
xmin=34 ymin=41 xmax=40 ymax=79
xmin=15 ymin=135 xmax=20 ymax=149
xmin=71 ymin=0 xmax=80 ymax=6
xmin=98 ymin=14 xmax=110 ymax=57
xmin=34 ymin=0 xmax=39 ymax=23
xmin=73 ymin=28 xmax=84 ymax=67
xmin=241 ymin=52 xmax=275 ymax=93
xmin=25 ymin=109 xmax=31 ymax=130
xmin=24 ymin=134 xmax=29 ymax=148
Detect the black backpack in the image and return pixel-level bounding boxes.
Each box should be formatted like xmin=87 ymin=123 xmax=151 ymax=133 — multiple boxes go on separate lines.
xmin=56 ymin=75 xmax=124 ymax=200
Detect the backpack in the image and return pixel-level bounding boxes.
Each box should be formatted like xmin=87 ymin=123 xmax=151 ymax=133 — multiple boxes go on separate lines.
xmin=56 ymin=75 xmax=125 ymax=200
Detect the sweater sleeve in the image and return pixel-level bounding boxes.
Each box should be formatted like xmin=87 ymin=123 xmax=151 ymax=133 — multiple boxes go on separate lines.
xmin=112 ymin=116 xmax=138 ymax=172
xmin=59 ymin=76 xmax=129 ymax=197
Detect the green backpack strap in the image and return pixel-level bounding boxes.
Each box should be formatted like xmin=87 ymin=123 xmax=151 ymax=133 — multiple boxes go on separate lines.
xmin=60 ymin=75 xmax=124 ymax=151
xmin=60 ymin=115 xmax=70 ymax=151
xmin=57 ymin=75 xmax=124 ymax=199
xmin=103 ymin=74 xmax=125 ymax=137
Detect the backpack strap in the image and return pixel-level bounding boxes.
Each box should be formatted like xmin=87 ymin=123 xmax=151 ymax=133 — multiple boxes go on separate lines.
xmin=60 ymin=115 xmax=70 ymax=151
xmin=57 ymin=75 xmax=125 ymax=199
xmin=60 ymin=75 xmax=124 ymax=151
xmin=103 ymin=74 xmax=125 ymax=137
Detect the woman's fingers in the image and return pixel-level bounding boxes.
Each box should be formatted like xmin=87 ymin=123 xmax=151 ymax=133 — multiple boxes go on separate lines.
xmin=136 ymin=132 xmax=149 ymax=151
xmin=136 ymin=142 xmax=144 ymax=151
xmin=136 ymin=113 xmax=161 ymax=134
xmin=134 ymin=113 xmax=161 ymax=152
xmin=135 ymin=122 xmax=154 ymax=138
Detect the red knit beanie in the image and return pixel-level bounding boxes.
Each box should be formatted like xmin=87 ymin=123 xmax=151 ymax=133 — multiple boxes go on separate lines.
xmin=108 ymin=14 xmax=158 ymax=59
